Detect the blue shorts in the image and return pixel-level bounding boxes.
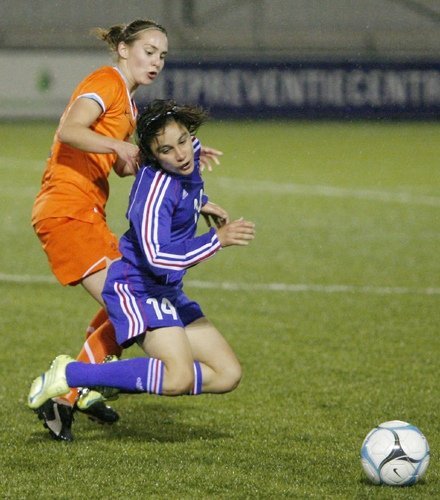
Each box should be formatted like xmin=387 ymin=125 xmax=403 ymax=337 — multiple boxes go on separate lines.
xmin=102 ymin=260 xmax=204 ymax=347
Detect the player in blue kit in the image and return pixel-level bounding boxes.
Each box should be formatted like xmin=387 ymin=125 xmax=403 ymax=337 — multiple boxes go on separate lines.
xmin=28 ymin=100 xmax=255 ymax=419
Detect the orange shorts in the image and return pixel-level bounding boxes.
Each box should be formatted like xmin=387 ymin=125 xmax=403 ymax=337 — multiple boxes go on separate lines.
xmin=34 ymin=217 xmax=121 ymax=286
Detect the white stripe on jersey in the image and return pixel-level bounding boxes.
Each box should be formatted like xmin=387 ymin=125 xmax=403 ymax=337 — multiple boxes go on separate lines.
xmin=151 ymin=174 xmax=171 ymax=255
xmin=157 ymin=236 xmax=218 ymax=260
xmin=141 ymin=170 xmax=220 ymax=270
xmin=142 ymin=171 xmax=175 ymax=268
xmin=192 ymin=136 xmax=201 ymax=155
xmin=113 ymin=66 xmax=137 ymax=121
xmin=77 ymin=93 xmax=106 ymax=113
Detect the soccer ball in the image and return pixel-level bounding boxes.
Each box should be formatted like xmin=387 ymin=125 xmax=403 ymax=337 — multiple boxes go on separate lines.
xmin=360 ymin=420 xmax=430 ymax=486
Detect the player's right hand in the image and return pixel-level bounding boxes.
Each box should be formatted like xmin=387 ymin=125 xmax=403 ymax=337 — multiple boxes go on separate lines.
xmin=114 ymin=141 xmax=140 ymax=175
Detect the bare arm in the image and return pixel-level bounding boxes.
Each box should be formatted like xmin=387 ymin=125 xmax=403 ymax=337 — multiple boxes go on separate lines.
xmin=57 ymin=97 xmax=139 ymax=172
xmin=113 ymin=156 xmax=139 ymax=177
xmin=113 ymin=139 xmax=140 ymax=177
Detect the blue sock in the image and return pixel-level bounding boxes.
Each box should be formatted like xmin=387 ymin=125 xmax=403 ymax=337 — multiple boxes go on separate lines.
xmin=190 ymin=361 xmax=203 ymax=395
xmin=66 ymin=357 xmax=164 ymax=394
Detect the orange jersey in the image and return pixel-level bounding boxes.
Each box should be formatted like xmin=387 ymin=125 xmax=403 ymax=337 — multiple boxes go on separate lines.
xmin=32 ymin=66 xmax=137 ymax=224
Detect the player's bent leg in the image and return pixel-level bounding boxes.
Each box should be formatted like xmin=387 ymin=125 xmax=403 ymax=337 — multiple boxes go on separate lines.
xmin=86 ymin=307 xmax=109 ymax=338
xmin=42 ymin=321 xmax=122 ymax=434
xmin=58 ymin=319 xmax=122 ymax=403
xmin=74 ymin=353 xmax=120 ymax=425
xmin=81 ymin=265 xmax=111 ymax=307
xmin=140 ymin=326 xmax=195 ymax=396
xmin=78 ymin=266 xmax=122 ymax=424
xmin=59 ymin=319 xmax=122 ymax=425
xmin=185 ymin=317 xmax=242 ymax=394
xmin=77 ymin=320 xmax=123 ymax=364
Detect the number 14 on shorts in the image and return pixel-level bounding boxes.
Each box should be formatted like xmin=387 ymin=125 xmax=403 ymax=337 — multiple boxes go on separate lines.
xmin=146 ymin=297 xmax=178 ymax=320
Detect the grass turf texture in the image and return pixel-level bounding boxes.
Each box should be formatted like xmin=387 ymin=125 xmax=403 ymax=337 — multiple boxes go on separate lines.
xmin=0 ymin=120 xmax=439 ymax=498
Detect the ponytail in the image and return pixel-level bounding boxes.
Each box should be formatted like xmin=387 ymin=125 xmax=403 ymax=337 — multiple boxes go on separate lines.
xmin=92 ymin=19 xmax=167 ymax=53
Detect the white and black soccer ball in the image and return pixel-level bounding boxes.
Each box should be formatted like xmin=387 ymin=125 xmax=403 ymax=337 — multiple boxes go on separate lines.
xmin=360 ymin=420 xmax=430 ymax=486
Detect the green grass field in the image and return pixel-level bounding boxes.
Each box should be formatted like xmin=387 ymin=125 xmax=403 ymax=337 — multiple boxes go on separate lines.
xmin=0 ymin=119 xmax=439 ymax=498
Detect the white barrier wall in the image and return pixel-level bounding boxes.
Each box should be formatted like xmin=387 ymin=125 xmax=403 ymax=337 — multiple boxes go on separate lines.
xmin=0 ymin=51 xmax=110 ymax=119
xmin=1 ymin=50 xmax=439 ymax=120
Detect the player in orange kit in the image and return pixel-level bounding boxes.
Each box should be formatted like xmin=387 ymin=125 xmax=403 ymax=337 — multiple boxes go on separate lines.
xmin=31 ymin=19 xmax=222 ymax=441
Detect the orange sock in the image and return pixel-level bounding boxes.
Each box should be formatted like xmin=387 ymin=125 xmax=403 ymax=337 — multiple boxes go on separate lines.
xmin=78 ymin=319 xmax=122 ymax=363
xmin=60 ymin=319 xmax=123 ymax=406
xmin=85 ymin=308 xmax=109 ymax=338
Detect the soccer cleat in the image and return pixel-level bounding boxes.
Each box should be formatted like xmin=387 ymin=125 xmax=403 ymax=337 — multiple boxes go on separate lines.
xmin=92 ymin=355 xmax=121 ymax=401
xmin=35 ymin=399 xmax=74 ymax=442
xmin=28 ymin=355 xmax=74 ymax=409
xmin=77 ymin=388 xmax=107 ymax=410
xmin=75 ymin=355 xmax=120 ymax=424
xmin=76 ymin=389 xmax=120 ymax=424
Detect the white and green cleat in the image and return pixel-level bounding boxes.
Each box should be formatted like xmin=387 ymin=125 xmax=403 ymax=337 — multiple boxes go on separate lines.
xmin=75 ymin=355 xmax=120 ymax=425
xmin=76 ymin=388 xmax=107 ymax=411
xmin=76 ymin=388 xmax=119 ymax=424
xmin=28 ymin=355 xmax=74 ymax=409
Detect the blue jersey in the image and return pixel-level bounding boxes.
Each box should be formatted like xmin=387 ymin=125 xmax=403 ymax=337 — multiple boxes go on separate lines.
xmin=118 ymin=137 xmax=221 ymax=285
xmin=102 ymin=137 xmax=221 ymax=345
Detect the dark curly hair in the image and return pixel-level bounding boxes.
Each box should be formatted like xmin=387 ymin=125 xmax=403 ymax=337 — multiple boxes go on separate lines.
xmin=136 ymin=99 xmax=209 ymax=166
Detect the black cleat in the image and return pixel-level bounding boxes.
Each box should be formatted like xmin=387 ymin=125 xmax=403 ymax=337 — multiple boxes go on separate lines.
xmin=77 ymin=400 xmax=120 ymax=425
xmin=75 ymin=355 xmax=120 ymax=425
xmin=76 ymin=388 xmax=119 ymax=424
xmin=35 ymin=399 xmax=74 ymax=442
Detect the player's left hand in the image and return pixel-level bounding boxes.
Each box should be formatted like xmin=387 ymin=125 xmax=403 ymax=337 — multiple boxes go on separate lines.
xmin=199 ymin=146 xmax=223 ymax=172
xmin=113 ymin=155 xmax=140 ymax=177
xmin=201 ymin=201 xmax=229 ymax=228
xmin=216 ymin=218 xmax=255 ymax=247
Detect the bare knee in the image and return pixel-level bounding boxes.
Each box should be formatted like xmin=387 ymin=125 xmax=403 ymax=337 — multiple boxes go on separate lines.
xmin=210 ymin=358 xmax=242 ymax=393
xmin=222 ymin=360 xmax=242 ymax=392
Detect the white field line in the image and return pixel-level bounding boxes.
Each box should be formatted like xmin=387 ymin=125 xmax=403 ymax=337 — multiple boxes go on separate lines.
xmin=214 ymin=177 xmax=440 ymax=207
xmin=0 ymin=273 xmax=57 ymax=284
xmin=1 ymin=154 xmax=439 ymax=207
xmin=186 ymin=280 xmax=440 ymax=296
xmin=0 ymin=273 xmax=438 ymax=296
